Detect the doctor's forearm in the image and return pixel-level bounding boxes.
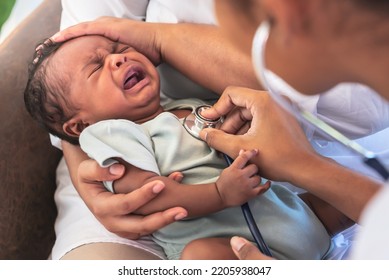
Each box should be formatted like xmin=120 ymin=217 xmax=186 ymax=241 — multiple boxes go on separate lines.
xmin=291 ymin=155 xmax=382 ymax=222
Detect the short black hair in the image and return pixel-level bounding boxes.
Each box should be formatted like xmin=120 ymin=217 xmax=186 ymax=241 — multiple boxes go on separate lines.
xmin=24 ymin=39 xmax=79 ymax=145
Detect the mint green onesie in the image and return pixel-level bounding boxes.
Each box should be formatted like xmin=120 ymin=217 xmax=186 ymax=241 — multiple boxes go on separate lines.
xmin=79 ymin=99 xmax=332 ymax=260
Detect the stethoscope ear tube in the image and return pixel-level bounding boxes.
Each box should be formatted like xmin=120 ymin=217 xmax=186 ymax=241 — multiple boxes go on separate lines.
xmin=223 ymin=154 xmax=273 ymax=257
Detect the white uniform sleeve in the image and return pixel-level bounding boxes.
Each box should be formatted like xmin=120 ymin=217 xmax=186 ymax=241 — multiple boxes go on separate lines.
xmin=317 ymin=83 xmax=389 ymax=139
xmin=79 ymin=119 xmax=160 ymax=192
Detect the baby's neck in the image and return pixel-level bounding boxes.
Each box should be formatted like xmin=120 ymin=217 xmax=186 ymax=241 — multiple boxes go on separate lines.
xmin=169 ymin=108 xmax=192 ymax=119
xmin=136 ymin=106 xmax=191 ymax=124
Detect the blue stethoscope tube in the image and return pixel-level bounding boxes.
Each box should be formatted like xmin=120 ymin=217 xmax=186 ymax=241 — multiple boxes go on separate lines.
xmin=223 ymin=154 xmax=273 ymax=257
xmin=364 ymin=158 xmax=389 ymax=180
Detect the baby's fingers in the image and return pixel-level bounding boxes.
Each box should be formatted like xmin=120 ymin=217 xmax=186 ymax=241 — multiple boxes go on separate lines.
xmin=248 ymin=176 xmax=271 ymax=193
xmin=254 ymin=180 xmax=271 ymax=195
xmin=243 ymin=164 xmax=259 ymax=178
xmin=242 ymin=178 xmax=271 ymax=201
xmin=231 ymin=149 xmax=258 ymax=169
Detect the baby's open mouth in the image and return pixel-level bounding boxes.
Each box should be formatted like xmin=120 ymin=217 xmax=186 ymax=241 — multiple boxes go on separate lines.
xmin=123 ymin=67 xmax=145 ymax=90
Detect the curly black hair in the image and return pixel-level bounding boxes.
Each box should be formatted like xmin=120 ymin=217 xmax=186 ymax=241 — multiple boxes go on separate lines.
xmin=24 ymin=39 xmax=80 ymax=145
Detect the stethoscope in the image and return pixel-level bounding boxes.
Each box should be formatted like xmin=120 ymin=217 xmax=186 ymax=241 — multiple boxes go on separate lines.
xmin=184 ymin=104 xmax=273 ymax=256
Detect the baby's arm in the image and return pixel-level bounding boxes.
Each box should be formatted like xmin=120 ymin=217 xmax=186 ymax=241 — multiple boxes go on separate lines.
xmin=113 ymin=150 xmax=269 ymax=218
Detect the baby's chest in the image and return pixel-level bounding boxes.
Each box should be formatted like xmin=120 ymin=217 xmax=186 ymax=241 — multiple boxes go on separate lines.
xmin=145 ymin=114 xmax=226 ymax=181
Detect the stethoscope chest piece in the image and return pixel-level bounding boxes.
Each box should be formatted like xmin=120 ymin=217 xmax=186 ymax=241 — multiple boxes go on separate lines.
xmin=184 ymin=105 xmax=222 ymax=139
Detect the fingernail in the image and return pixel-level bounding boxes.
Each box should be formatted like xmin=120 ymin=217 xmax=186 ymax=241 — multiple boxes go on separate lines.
xmin=231 ymin=236 xmax=246 ymax=252
xmin=152 ymin=182 xmax=165 ymax=194
xmin=174 ymin=212 xmax=187 ymax=221
xmin=109 ymin=164 xmax=124 ymax=175
xmin=35 ymin=45 xmax=43 ymax=51
xmin=202 ymin=131 xmax=208 ymax=141
xmin=239 ymin=149 xmax=245 ymax=155
xmin=51 ymin=32 xmax=61 ymax=41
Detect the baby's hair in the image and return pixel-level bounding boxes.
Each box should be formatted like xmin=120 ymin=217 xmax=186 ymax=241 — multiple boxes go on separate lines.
xmin=24 ymin=39 xmax=79 ymax=145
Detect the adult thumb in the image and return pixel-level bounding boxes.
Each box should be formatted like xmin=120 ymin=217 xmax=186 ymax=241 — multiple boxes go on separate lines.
xmin=231 ymin=236 xmax=273 ymax=260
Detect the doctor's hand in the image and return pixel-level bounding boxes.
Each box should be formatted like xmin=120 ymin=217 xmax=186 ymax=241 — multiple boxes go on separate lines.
xmin=200 ymin=86 xmax=317 ymax=183
xmin=231 ymin=237 xmax=274 ymax=260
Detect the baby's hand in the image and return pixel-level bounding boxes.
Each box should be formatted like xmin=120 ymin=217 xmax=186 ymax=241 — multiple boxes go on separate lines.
xmin=216 ymin=149 xmax=271 ymax=207
xmin=167 ymin=171 xmax=184 ymax=183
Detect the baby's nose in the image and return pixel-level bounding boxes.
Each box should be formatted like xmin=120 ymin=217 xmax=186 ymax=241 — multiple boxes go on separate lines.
xmin=112 ymin=55 xmax=127 ymax=68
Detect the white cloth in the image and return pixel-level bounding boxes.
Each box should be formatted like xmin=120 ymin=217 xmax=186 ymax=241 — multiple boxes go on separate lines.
xmin=60 ymin=0 xmax=148 ymax=28
xmin=265 ymin=70 xmax=389 ymax=140
xmin=351 ymin=183 xmax=389 ymax=259
xmin=146 ymin=0 xmax=215 ymax=24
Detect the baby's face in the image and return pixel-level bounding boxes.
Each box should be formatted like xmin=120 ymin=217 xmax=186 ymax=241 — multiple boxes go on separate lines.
xmin=50 ymin=35 xmax=161 ymax=125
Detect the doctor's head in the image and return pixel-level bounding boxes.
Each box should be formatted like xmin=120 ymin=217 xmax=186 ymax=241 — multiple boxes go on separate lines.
xmin=215 ymin=0 xmax=389 ymax=96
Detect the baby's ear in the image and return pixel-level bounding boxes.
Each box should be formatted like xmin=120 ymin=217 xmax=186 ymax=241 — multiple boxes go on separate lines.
xmin=63 ymin=118 xmax=89 ymax=137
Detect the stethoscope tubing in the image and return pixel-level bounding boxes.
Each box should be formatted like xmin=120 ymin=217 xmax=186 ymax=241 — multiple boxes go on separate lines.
xmin=223 ymin=154 xmax=273 ymax=257
xmin=364 ymin=157 xmax=389 ymax=180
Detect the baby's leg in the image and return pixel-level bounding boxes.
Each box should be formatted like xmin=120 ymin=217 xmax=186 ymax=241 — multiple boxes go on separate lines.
xmin=180 ymin=237 xmax=237 ymax=260
xmin=61 ymin=242 xmax=162 ymax=260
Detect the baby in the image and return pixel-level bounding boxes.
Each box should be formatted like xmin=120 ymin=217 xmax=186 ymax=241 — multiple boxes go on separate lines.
xmin=24 ymin=35 xmax=333 ymax=260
